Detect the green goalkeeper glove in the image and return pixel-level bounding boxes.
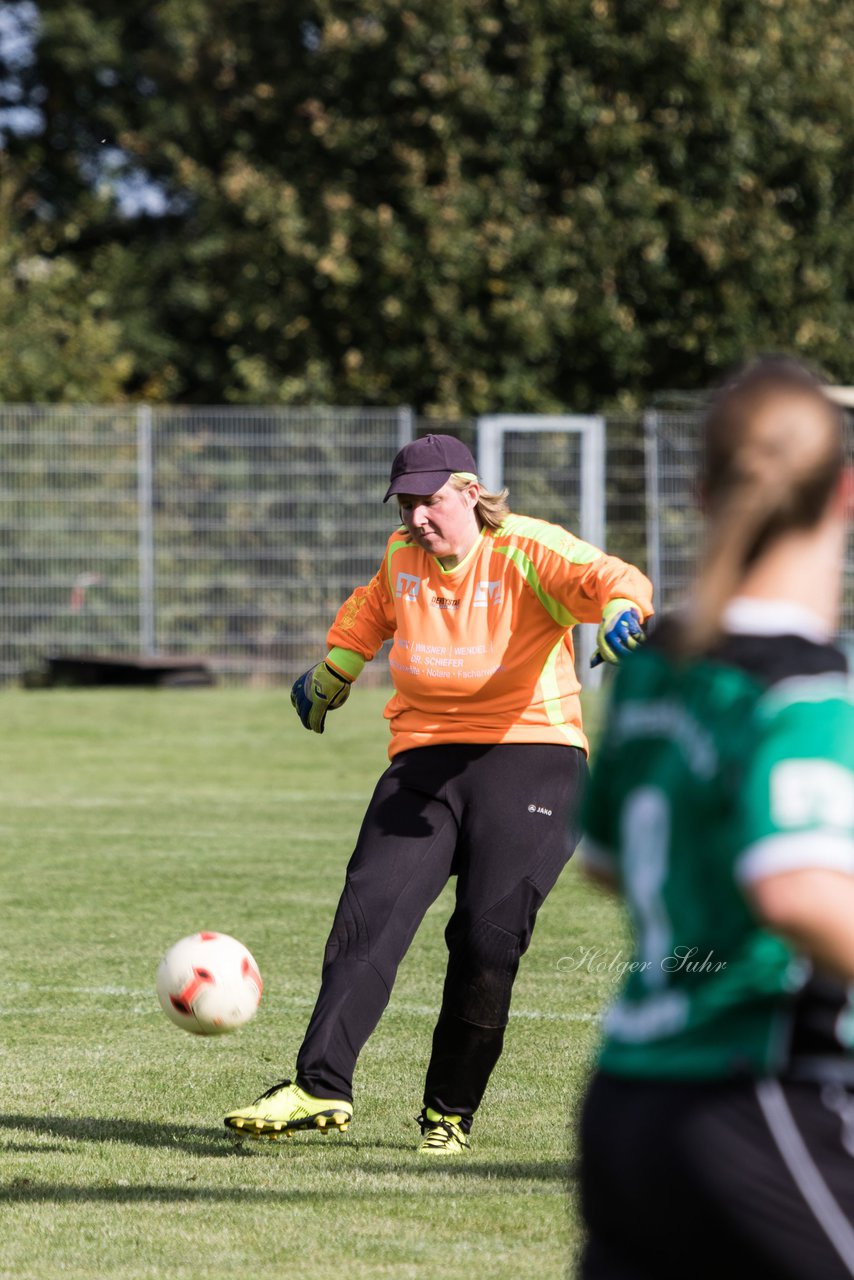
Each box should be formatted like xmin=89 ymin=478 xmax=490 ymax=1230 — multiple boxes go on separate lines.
xmin=290 ymin=661 xmax=352 ymax=734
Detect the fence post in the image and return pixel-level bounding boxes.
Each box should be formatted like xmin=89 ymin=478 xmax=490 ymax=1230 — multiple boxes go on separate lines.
xmin=579 ymin=414 xmax=606 ymax=684
xmin=580 ymin=414 xmax=606 ymax=555
xmin=136 ymin=404 xmax=156 ymax=655
xmin=396 ymin=406 xmax=415 ymax=450
xmin=643 ymin=410 xmax=662 ymax=609
xmin=475 ymin=416 xmax=503 ymax=490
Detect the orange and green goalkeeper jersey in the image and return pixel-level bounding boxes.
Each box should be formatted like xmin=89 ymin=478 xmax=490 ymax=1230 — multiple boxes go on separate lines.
xmin=325 ymin=514 xmax=653 ymax=759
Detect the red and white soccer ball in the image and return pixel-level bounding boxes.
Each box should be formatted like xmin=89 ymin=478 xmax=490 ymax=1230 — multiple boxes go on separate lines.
xmin=156 ymin=932 xmax=263 ymax=1036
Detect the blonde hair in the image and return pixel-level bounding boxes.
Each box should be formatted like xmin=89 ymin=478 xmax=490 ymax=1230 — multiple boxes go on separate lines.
xmin=675 ymin=356 xmax=845 ymax=656
xmin=447 ymin=472 xmax=511 ymax=530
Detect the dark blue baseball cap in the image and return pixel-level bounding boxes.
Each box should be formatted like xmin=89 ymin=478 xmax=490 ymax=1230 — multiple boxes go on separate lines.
xmin=383 ymin=434 xmax=478 ymax=502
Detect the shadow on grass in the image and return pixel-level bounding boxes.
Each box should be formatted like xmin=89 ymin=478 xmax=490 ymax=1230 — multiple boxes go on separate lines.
xmin=1 ymin=1168 xmax=569 ymax=1204
xmin=0 ymin=1114 xmax=235 ymax=1158
xmin=2 ymin=1183 xmax=316 ymax=1204
xmin=0 ymin=1114 xmax=570 ymax=1185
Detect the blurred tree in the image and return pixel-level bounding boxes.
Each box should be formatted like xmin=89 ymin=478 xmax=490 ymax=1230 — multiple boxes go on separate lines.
xmin=4 ymin=0 xmax=854 ymax=410
xmin=0 ymin=156 xmax=132 ymax=399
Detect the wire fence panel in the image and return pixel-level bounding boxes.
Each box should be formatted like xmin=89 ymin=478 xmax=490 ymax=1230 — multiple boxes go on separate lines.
xmin=604 ymin=413 xmax=648 ymax=575
xmin=0 ymin=406 xmax=413 ymax=684
xmin=152 ymin=406 xmax=413 ymax=681
xmin=0 ymin=406 xmax=142 ymax=682
xmin=25 ymin=401 xmax=849 ymax=687
xmin=500 ymin=428 xmax=584 ymax=531
xmin=643 ymin=409 xmax=704 ymax=616
xmin=415 ymin=414 xmax=646 ymax=569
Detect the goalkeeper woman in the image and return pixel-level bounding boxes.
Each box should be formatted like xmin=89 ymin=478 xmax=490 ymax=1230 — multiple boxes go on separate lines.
xmin=224 ymin=432 xmax=652 ymax=1153
xmin=579 ymin=357 xmax=854 ymax=1277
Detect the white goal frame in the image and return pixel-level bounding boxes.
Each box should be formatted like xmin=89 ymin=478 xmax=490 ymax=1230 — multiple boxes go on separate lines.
xmin=476 ymin=414 xmax=606 ymax=681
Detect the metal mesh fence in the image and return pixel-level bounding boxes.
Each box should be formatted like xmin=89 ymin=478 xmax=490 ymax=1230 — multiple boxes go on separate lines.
xmin=1 ymin=406 xmax=142 ymax=676
xmin=149 ymin=407 xmax=412 ymax=681
xmin=51 ymin=402 xmax=854 ymax=670
xmin=1 ymin=405 xmax=654 ymax=686
xmin=0 ymin=406 xmax=413 ymax=684
xmin=643 ymin=409 xmax=703 ymax=615
xmin=502 ymin=429 xmax=583 ymax=531
xmin=603 ymin=413 xmax=647 ymax=574
xmin=416 ymin=414 xmax=647 ymax=572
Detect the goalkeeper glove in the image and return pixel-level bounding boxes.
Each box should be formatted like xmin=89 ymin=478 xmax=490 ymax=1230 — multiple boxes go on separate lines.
xmin=593 ymin=601 xmax=646 ymax=667
xmin=291 ymin=661 xmax=352 ymax=734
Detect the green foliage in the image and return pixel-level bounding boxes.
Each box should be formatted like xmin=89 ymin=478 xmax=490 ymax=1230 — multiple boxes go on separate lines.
xmin=0 ymin=686 xmax=617 ymax=1278
xmin=5 ymin=1 xmax=854 ymax=409
xmin=0 ymin=161 xmax=132 ymax=400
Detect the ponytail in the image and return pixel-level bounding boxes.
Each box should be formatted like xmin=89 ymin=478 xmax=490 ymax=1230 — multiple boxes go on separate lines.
xmin=673 ymin=357 xmax=845 ymax=657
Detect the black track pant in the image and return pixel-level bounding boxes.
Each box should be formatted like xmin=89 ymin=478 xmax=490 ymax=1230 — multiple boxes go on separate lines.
xmin=579 ymin=1072 xmax=854 ymax=1280
xmin=296 ymin=742 xmax=586 ymax=1126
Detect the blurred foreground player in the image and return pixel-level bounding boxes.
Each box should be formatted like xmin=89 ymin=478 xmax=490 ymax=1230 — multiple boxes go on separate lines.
xmin=579 ymin=358 xmax=854 ymax=1278
xmin=225 ymin=433 xmax=651 ymax=1152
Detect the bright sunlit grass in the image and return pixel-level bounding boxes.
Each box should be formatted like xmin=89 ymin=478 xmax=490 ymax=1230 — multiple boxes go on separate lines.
xmin=0 ymin=686 xmax=623 ymax=1280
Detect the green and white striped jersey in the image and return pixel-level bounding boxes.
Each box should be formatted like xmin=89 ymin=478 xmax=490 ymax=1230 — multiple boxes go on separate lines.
xmin=582 ymin=612 xmax=854 ymax=1080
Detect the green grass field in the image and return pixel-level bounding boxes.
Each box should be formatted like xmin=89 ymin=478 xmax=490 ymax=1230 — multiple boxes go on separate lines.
xmin=0 ymin=687 xmax=625 ymax=1280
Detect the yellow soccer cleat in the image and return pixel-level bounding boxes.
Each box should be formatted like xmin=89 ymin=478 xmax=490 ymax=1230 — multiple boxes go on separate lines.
xmin=417 ymin=1108 xmax=471 ymax=1155
xmin=224 ymin=1079 xmax=353 ymax=1139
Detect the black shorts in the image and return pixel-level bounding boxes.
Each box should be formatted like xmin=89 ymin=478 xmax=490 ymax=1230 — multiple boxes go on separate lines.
xmin=578 ymin=1071 xmax=854 ymax=1280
